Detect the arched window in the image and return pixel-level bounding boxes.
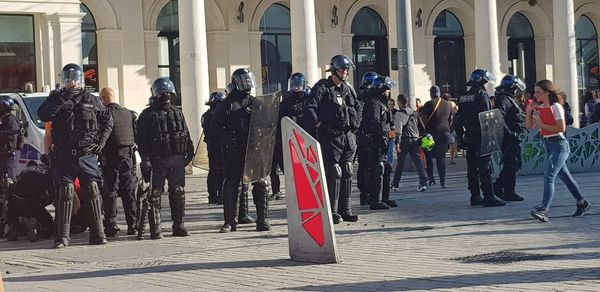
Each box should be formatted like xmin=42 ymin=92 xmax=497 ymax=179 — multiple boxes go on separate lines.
xmin=260 ymin=4 xmax=291 ymax=94
xmin=157 ymin=0 xmax=181 ymax=104
xmin=351 ymin=7 xmax=388 ymax=86
xmin=81 ymin=4 xmax=98 ymax=92
xmin=507 ymin=12 xmax=536 ymax=92
xmin=0 ymin=15 xmax=35 ymax=92
xmin=433 ymin=10 xmax=465 ymax=96
xmin=576 ymin=15 xmax=599 ymax=98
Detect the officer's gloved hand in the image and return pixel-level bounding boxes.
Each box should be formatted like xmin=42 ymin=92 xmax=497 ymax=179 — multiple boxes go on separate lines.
xmin=84 ymin=143 xmax=104 ymax=155
xmin=184 ymin=142 xmax=195 ymax=167
xmin=140 ymin=159 xmax=152 ymax=183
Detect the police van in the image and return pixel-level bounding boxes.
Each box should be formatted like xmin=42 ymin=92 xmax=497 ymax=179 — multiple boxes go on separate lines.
xmin=3 ymin=93 xmax=47 ymax=174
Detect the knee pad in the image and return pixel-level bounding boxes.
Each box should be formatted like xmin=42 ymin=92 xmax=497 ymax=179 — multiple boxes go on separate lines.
xmin=85 ymin=181 xmax=101 ymax=200
xmin=373 ymin=162 xmax=384 ymax=177
xmin=149 ymin=189 xmax=162 ymax=206
xmin=58 ymin=183 xmax=75 ymax=201
xmin=341 ymin=162 xmax=353 ymax=179
xmin=252 ymin=178 xmax=270 ymax=195
xmin=169 ymin=186 xmax=185 ymax=198
xmin=328 ymin=164 xmax=342 ymax=179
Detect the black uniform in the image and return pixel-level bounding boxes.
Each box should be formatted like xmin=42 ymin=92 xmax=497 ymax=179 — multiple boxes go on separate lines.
xmin=5 ymin=164 xmax=54 ymax=240
xmin=359 ymin=91 xmax=397 ymax=209
xmin=211 ymin=90 xmax=270 ymax=232
xmin=0 ymin=112 xmax=21 ymax=181
xmin=38 ymin=88 xmax=114 ymax=246
xmin=202 ymin=106 xmax=224 ymax=204
xmin=137 ymin=99 xmax=194 ymax=238
xmin=493 ymin=89 xmax=526 ymax=200
xmin=455 ymin=85 xmax=505 ymax=207
xmin=356 ymin=88 xmax=370 ymax=205
xmin=308 ymin=77 xmax=361 ymax=223
xmin=101 ymin=103 xmax=138 ymax=235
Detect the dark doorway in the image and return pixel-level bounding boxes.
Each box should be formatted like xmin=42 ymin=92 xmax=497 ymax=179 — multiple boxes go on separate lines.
xmin=433 ymin=10 xmax=466 ymax=97
xmin=507 ymin=12 xmax=536 ymax=94
xmin=260 ymin=4 xmax=292 ymax=94
xmin=351 ymin=7 xmax=389 ymax=86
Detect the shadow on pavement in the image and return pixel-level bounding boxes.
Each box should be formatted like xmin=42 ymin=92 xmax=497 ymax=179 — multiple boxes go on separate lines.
xmin=284 ymin=267 xmax=600 ymax=291
xmin=4 ymin=258 xmax=314 ymax=282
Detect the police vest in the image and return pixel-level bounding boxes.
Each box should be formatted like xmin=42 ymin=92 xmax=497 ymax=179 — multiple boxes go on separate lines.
xmin=223 ymin=94 xmax=252 ymax=148
xmin=106 ymin=104 xmax=135 ymax=148
xmin=147 ymin=104 xmax=189 ymax=156
xmin=52 ymin=91 xmax=99 ymax=148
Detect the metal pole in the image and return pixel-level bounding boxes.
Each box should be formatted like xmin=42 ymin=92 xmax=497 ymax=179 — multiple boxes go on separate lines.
xmin=396 ymin=0 xmax=416 ymax=109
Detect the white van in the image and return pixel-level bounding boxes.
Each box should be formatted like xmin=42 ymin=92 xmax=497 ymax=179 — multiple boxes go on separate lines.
xmin=3 ymin=93 xmax=47 ymax=174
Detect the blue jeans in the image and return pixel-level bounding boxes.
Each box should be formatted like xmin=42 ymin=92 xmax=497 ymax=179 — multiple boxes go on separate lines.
xmin=541 ymin=137 xmax=584 ymax=209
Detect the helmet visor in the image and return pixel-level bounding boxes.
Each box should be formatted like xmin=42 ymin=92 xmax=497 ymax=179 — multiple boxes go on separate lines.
xmin=515 ymin=78 xmax=526 ymax=91
xmin=62 ymin=70 xmax=83 ymax=88
xmin=484 ymin=71 xmax=497 ymax=85
xmin=288 ymin=76 xmax=306 ymax=92
xmin=234 ymin=72 xmax=256 ymax=91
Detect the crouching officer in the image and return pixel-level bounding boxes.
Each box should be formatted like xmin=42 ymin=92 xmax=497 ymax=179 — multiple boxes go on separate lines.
xmin=308 ymin=55 xmax=361 ymax=224
xmin=100 ymin=87 xmax=138 ymax=236
xmin=212 ymin=68 xmax=271 ymax=233
xmin=202 ymin=92 xmax=226 ymax=204
xmin=38 ymin=63 xmax=114 ymax=248
xmin=137 ymin=77 xmax=194 ymax=239
xmin=454 ymin=69 xmax=505 ymax=207
xmin=493 ymin=75 xmax=527 ymax=201
xmin=360 ymin=76 xmax=399 ymax=210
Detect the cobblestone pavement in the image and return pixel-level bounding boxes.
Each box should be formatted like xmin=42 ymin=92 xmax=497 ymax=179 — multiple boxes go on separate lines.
xmin=1 ymin=157 xmax=599 ymax=291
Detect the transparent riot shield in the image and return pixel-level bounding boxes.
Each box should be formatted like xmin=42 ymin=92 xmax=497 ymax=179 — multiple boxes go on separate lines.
xmin=479 ymin=109 xmax=504 ymax=156
xmin=242 ymin=91 xmax=282 ymax=184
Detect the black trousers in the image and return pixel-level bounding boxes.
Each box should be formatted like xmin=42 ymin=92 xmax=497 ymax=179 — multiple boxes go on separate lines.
xmin=102 ymin=154 xmax=136 ymax=227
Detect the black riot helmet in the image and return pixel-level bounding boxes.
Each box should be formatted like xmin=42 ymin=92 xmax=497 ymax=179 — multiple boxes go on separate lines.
xmin=497 ymin=75 xmax=526 ymax=94
xmin=0 ymin=95 xmax=15 ymax=114
xmin=151 ymin=77 xmax=176 ymax=104
xmin=360 ymin=71 xmax=379 ymax=89
xmin=372 ymin=76 xmax=398 ymax=98
xmin=327 ymin=55 xmax=355 ymax=81
xmin=230 ymin=68 xmax=256 ymax=93
xmin=206 ymin=91 xmax=226 ymax=106
xmin=288 ymin=72 xmax=307 ymax=93
xmin=61 ymin=63 xmax=84 ymax=89
xmin=466 ymin=69 xmax=496 ymax=87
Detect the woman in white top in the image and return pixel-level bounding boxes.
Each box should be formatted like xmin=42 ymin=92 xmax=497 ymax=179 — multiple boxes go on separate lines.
xmin=525 ymin=80 xmax=591 ymax=222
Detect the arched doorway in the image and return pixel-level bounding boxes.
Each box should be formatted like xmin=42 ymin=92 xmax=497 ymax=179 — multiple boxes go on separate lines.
xmin=507 ymin=12 xmax=536 ymax=93
xmin=156 ymin=0 xmax=181 ymax=104
xmin=81 ymin=4 xmax=98 ymax=92
xmin=260 ymin=4 xmax=291 ymax=94
xmin=351 ymin=7 xmax=388 ymax=86
xmin=433 ymin=10 xmax=465 ymax=96
xmin=576 ymin=15 xmax=599 ymax=98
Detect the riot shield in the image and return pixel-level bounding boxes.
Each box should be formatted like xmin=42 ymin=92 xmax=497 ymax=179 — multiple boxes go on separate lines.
xmin=192 ymin=131 xmax=209 ymax=171
xmin=479 ymin=109 xmax=504 ymax=156
xmin=242 ymin=91 xmax=282 ymax=184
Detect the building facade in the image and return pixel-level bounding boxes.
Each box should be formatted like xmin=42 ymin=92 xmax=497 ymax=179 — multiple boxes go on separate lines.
xmin=0 ymin=0 xmax=598 ymax=142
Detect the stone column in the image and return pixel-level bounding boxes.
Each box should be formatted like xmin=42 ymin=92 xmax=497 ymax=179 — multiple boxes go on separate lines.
xmin=553 ymin=0 xmax=579 ymax=127
xmin=143 ymin=30 xmax=160 ymax=86
xmin=96 ymin=29 xmax=123 ymax=103
xmin=290 ymin=0 xmax=320 ymax=86
xmin=396 ymin=0 xmax=417 ymax=108
xmin=178 ymin=0 xmax=210 ymax=144
xmin=474 ymin=0 xmax=501 ymax=94
xmin=48 ymin=13 xmax=85 ymax=83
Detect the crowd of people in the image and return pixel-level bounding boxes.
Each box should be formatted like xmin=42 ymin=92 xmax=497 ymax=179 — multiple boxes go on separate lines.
xmin=0 ymin=55 xmax=593 ymax=248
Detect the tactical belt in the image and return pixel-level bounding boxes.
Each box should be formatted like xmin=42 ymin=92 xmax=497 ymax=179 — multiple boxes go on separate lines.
xmin=56 ymin=147 xmax=89 ymax=157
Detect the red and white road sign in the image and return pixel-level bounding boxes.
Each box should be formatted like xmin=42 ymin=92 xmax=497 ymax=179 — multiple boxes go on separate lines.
xmin=281 ymin=117 xmax=339 ymax=264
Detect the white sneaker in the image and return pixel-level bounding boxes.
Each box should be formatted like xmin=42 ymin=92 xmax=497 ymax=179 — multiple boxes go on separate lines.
xmin=392 ymin=187 xmax=400 ymax=192
xmin=417 ymin=185 xmax=427 ymax=192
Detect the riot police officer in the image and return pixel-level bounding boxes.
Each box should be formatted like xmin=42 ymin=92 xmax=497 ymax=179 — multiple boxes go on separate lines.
xmin=270 ymin=72 xmax=312 ymax=201
xmin=454 ymin=69 xmax=505 ymax=207
xmin=359 ymin=76 xmax=399 ymax=210
xmin=356 ymin=71 xmax=378 ymax=206
xmin=202 ymin=92 xmax=226 ymax=204
xmin=493 ymin=75 xmax=527 ymax=201
xmin=100 ymin=87 xmax=138 ymax=237
xmin=212 ymin=68 xmax=271 ymax=233
xmin=38 ymin=63 xmax=114 ymax=248
xmin=137 ymin=77 xmax=195 ymax=239
xmin=0 ymin=95 xmax=21 ymax=181
xmin=308 ymin=55 xmax=361 ymax=224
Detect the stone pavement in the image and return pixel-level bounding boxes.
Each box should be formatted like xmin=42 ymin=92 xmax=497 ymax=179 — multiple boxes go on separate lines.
xmin=1 ymin=157 xmax=599 ymax=291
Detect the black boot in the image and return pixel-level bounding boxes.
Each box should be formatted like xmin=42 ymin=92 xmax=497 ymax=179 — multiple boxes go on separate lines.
xmin=136 ymin=196 xmax=149 ymax=240
xmin=470 ymin=194 xmax=484 ymax=206
xmin=382 ymin=163 xmax=396 ymax=208
xmin=253 ymin=179 xmax=270 ymax=232
xmin=54 ymin=184 xmax=74 ymax=248
xmin=238 ymin=184 xmax=255 ymax=224
xmin=482 ymin=194 xmax=506 ymax=207
xmin=493 ymin=180 xmax=504 ymax=199
xmin=340 ymin=170 xmax=358 ymax=222
xmin=87 ymin=182 xmax=107 ymax=245
xmin=169 ymin=186 xmax=190 ymax=237
xmin=148 ymin=189 xmax=163 ymax=239
xmin=360 ymin=192 xmax=370 ymax=206
xmin=326 ymin=165 xmax=342 ymax=224
xmin=6 ymin=221 xmax=19 ymax=241
xmin=369 ymin=163 xmax=389 ymax=211
xmin=104 ymin=221 xmax=119 ymax=238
